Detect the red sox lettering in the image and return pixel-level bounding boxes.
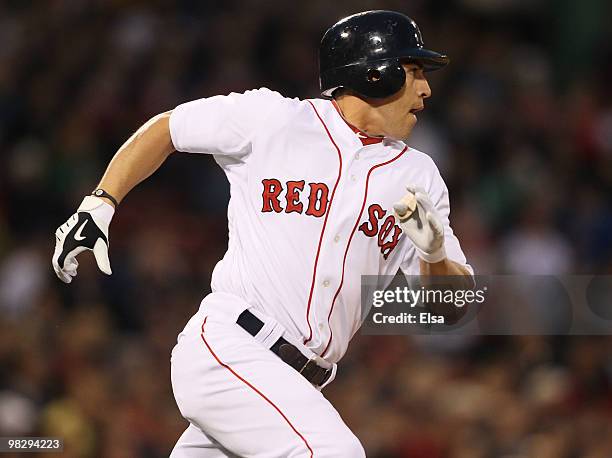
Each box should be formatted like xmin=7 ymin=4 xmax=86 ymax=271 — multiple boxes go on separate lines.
xmin=262 ymin=179 xmax=402 ymax=259
xmin=261 ymin=179 xmax=329 ymax=217
xmin=358 ymin=203 xmax=403 ymax=259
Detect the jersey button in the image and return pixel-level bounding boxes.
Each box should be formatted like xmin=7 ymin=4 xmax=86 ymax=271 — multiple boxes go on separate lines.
xmin=350 ymin=175 xmax=356 ymax=182
xmin=323 ymin=279 xmax=330 ymax=287
xmin=355 ymin=153 xmax=360 ymax=160
xmin=334 ymin=235 xmax=340 ymax=243
xmin=318 ymin=323 xmax=325 ymax=330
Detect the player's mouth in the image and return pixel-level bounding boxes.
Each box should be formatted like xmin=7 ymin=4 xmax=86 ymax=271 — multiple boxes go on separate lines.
xmin=409 ymin=105 xmax=424 ymax=116
xmin=408 ymin=106 xmax=424 ymax=122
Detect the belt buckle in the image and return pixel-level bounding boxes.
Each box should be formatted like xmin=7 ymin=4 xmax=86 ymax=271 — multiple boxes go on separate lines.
xmin=298 ymin=355 xmax=318 ymax=375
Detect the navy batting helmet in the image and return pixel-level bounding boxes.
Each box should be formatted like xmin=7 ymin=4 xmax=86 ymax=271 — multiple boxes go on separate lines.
xmin=319 ymin=11 xmax=449 ymax=99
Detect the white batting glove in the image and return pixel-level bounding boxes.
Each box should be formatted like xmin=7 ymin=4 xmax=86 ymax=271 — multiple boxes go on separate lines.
xmin=52 ymin=196 xmax=114 ymax=283
xmin=393 ymin=186 xmax=446 ymax=263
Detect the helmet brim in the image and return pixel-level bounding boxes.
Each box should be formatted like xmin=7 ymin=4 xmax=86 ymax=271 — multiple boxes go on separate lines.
xmin=401 ymin=48 xmax=449 ymax=71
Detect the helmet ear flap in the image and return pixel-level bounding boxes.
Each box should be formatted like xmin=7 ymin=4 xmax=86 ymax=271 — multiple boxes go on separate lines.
xmin=355 ymin=58 xmax=405 ymax=98
xmin=366 ymin=68 xmax=382 ymax=82
xmin=320 ymin=58 xmax=406 ymax=99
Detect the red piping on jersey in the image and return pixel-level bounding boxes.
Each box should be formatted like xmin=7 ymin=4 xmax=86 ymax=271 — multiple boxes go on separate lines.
xmin=331 ymin=100 xmax=383 ymax=146
xmin=200 ymin=317 xmax=314 ymax=457
xmin=303 ymin=100 xmax=343 ymax=344
xmin=321 ymin=146 xmax=408 ymax=358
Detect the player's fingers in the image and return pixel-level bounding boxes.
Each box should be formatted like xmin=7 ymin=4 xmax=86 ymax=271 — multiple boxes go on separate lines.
xmin=63 ymin=257 xmax=79 ymax=275
xmin=393 ymin=203 xmax=410 ymax=218
xmin=426 ymin=212 xmax=443 ymax=237
xmin=63 ymin=267 xmax=77 ymax=277
xmin=53 ymin=246 xmax=76 ymax=281
xmin=56 ymin=216 xmax=76 ymax=234
xmin=93 ymin=238 xmax=112 ymax=275
xmin=51 ymin=245 xmax=66 ymax=276
xmin=53 ymin=246 xmax=85 ymax=282
xmin=414 ymin=191 xmax=434 ymax=209
xmin=60 ymin=246 xmax=87 ymax=270
xmin=53 ymin=264 xmax=72 ymax=283
xmin=51 ymin=250 xmax=60 ymax=271
xmin=406 ymin=185 xmax=426 ymax=196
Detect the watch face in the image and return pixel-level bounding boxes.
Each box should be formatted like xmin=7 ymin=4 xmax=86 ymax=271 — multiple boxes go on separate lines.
xmin=95 ymin=190 xmax=103 ymax=196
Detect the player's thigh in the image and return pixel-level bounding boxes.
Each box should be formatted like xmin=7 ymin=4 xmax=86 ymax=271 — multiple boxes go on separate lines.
xmin=171 ymin=315 xmax=364 ymax=458
xmin=170 ymin=423 xmax=240 ymax=458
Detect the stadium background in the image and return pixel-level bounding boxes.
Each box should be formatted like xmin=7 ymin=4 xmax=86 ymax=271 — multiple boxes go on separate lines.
xmin=1 ymin=0 xmax=612 ymax=456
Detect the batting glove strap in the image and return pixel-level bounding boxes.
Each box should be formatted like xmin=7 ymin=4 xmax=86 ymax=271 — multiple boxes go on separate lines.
xmin=78 ymin=195 xmax=115 ymax=217
xmin=415 ymin=245 xmax=447 ymax=264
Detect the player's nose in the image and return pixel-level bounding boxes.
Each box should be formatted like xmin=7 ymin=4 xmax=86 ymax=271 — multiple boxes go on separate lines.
xmin=418 ymin=78 xmax=431 ymax=99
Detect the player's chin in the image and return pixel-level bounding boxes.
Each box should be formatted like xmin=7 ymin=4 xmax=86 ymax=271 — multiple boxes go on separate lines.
xmin=396 ymin=116 xmax=416 ymax=140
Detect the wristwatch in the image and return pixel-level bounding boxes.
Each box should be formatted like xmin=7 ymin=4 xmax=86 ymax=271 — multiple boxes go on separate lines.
xmin=91 ymin=188 xmax=119 ymax=207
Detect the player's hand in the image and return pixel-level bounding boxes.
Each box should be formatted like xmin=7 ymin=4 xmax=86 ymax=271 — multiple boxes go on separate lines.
xmin=52 ymin=196 xmax=115 ymax=283
xmin=393 ymin=185 xmax=446 ymax=263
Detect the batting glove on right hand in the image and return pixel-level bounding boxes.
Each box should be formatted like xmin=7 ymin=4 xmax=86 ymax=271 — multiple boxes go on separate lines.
xmin=52 ymin=196 xmax=114 ymax=283
xmin=393 ymin=185 xmax=446 ymax=264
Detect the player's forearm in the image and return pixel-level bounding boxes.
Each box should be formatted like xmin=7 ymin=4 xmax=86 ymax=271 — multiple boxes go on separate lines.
xmin=418 ymin=259 xmax=473 ymax=324
xmin=96 ymin=111 xmax=175 ymax=206
xmin=419 ymin=258 xmax=474 ymax=286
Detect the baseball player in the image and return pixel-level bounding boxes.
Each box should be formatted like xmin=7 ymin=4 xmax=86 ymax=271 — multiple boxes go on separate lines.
xmin=52 ymin=10 xmax=472 ymax=457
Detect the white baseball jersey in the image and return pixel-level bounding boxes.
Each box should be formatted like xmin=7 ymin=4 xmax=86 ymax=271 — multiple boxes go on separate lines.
xmin=169 ymin=87 xmax=471 ymax=364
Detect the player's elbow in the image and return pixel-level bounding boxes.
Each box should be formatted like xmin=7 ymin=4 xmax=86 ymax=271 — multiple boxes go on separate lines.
xmin=153 ymin=110 xmax=176 ymax=157
xmin=131 ymin=110 xmax=176 ymax=159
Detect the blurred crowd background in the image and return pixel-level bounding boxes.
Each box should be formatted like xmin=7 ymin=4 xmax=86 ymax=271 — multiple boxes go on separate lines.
xmin=1 ymin=0 xmax=612 ymax=457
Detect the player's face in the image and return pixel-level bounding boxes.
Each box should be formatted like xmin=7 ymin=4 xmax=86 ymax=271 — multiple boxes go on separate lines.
xmin=373 ymin=62 xmax=431 ymax=140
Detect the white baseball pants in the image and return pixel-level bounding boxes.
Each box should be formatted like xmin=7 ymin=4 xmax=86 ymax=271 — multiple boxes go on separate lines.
xmin=169 ymin=294 xmax=365 ymax=457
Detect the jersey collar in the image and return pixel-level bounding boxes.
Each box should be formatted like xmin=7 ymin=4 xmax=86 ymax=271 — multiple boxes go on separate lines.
xmin=331 ymin=100 xmax=384 ymax=146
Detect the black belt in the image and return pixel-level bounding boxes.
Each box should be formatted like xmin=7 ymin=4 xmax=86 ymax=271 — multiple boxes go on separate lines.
xmin=237 ymin=310 xmax=332 ymax=387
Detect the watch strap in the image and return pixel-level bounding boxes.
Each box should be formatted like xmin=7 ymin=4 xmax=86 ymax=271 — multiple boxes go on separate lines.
xmin=91 ymin=188 xmax=119 ymax=207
